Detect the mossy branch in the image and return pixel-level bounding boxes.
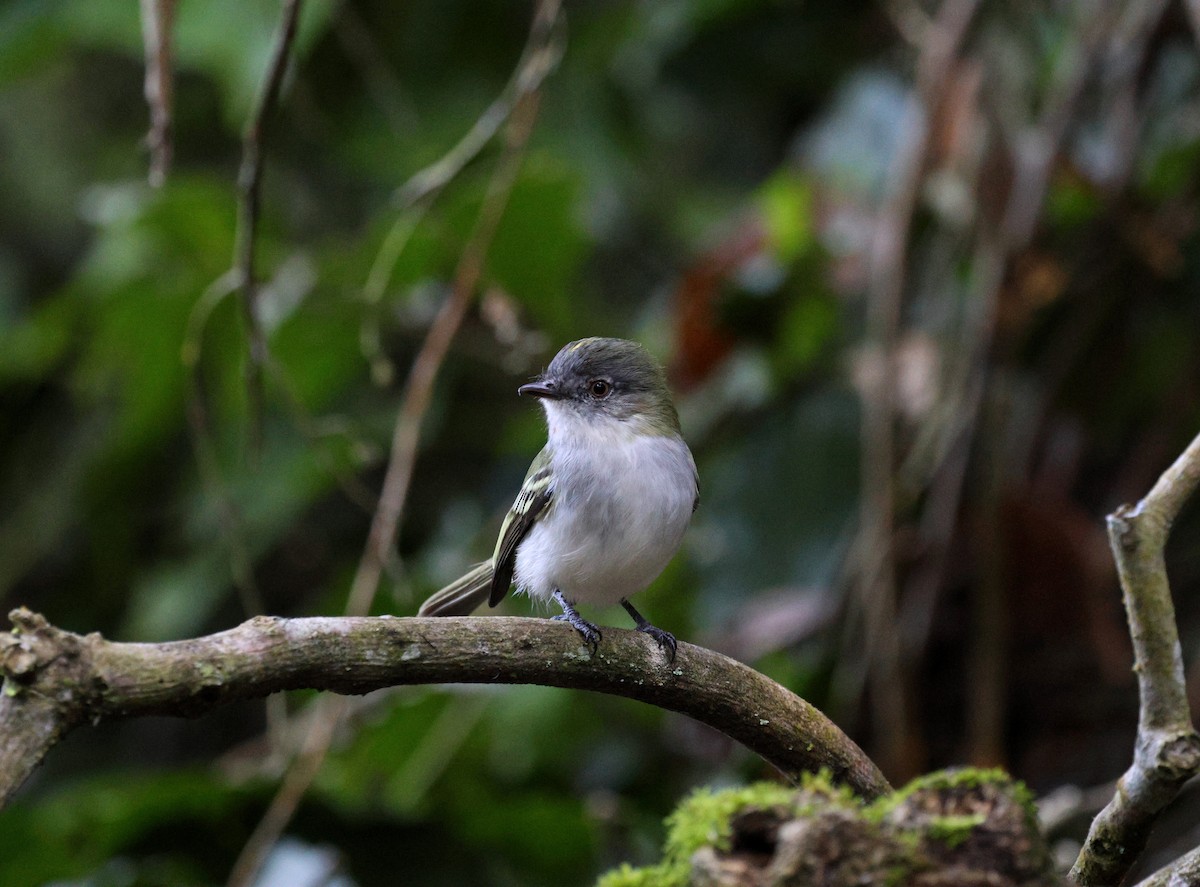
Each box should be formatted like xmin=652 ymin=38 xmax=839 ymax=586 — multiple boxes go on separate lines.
xmin=1070 ymin=430 xmax=1200 ymax=885
xmin=0 ymin=610 xmax=889 ymax=809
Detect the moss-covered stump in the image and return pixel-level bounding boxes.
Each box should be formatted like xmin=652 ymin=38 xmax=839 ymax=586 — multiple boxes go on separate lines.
xmin=599 ymin=770 xmax=1058 ymax=887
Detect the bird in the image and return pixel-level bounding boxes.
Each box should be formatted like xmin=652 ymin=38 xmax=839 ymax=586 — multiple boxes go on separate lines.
xmin=418 ymin=337 xmax=698 ymax=660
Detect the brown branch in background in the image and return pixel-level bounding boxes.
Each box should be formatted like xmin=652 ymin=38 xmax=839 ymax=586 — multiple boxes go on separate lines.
xmin=139 ymin=0 xmax=176 ymax=187
xmin=869 ymin=0 xmax=1166 ymax=777
xmin=958 ymin=0 xmax=1167 ymax=773
xmin=233 ymin=0 xmax=305 ymax=456
xmin=1070 ymin=431 xmax=1200 ymax=886
xmin=852 ymin=0 xmax=981 ymax=781
xmin=0 ymin=610 xmax=891 ymax=810
xmin=227 ymin=4 xmax=563 ymax=883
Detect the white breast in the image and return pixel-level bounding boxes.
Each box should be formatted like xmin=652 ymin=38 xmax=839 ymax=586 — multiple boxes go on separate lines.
xmin=513 ymin=408 xmax=696 ymax=608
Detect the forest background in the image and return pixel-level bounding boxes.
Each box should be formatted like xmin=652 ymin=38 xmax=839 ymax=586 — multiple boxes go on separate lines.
xmin=3 ymin=0 xmax=1200 ymax=884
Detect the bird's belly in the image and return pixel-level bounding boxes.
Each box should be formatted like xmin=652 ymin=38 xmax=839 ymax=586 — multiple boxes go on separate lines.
xmin=515 ymin=514 xmax=684 ymax=607
xmin=512 ymin=439 xmax=694 ymax=607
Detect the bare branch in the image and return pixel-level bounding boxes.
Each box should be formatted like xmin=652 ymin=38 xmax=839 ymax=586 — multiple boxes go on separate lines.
xmin=139 ymin=0 xmax=176 ymax=187
xmin=1133 ymin=842 xmax=1200 ymax=887
xmin=234 ymin=0 xmax=305 ymax=456
xmin=0 ymin=609 xmax=890 ymax=810
xmin=1070 ymin=430 xmax=1200 ymax=885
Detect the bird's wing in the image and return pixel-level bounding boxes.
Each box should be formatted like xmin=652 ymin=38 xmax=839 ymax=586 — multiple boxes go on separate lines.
xmin=489 ymin=446 xmax=554 ymax=606
xmin=417 ymin=561 xmax=494 ymax=616
xmin=689 ymin=448 xmax=700 ymax=513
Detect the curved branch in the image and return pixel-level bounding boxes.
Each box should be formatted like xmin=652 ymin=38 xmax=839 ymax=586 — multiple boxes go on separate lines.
xmin=0 ymin=609 xmax=889 ymax=809
xmin=1071 ymin=430 xmax=1200 ymax=885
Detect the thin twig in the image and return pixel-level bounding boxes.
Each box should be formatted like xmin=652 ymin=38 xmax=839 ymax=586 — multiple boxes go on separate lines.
xmin=234 ymin=0 xmax=305 ymax=457
xmin=0 ymin=609 xmax=891 ymax=810
xmin=358 ymin=0 xmax=564 ymax=380
xmin=139 ymin=0 xmax=176 ymax=187
xmin=181 ymin=274 xmax=268 ymax=622
xmin=853 ymin=0 xmax=981 ymax=779
xmin=331 ymin=2 xmax=419 ymax=137
xmin=224 ymin=696 xmax=344 ymax=887
xmin=227 ymin=5 xmax=562 ymax=882
xmin=263 ymin=357 xmax=379 ymax=514
xmin=1070 ymin=431 xmax=1200 ymax=885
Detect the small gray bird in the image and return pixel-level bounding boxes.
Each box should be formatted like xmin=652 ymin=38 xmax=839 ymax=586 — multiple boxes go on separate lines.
xmin=418 ymin=337 xmax=698 ymax=659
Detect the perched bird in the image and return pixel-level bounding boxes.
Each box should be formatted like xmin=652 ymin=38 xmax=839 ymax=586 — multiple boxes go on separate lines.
xmin=418 ymin=337 xmax=698 ymax=659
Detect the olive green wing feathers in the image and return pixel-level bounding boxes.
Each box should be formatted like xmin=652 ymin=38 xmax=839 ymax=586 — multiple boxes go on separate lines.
xmin=489 ymin=446 xmax=554 ymax=606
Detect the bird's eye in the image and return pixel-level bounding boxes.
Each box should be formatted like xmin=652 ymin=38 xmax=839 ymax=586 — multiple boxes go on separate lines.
xmin=588 ymin=379 xmax=612 ymax=398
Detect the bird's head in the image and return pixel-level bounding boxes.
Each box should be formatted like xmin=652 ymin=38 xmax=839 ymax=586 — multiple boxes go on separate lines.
xmin=518 ymin=337 xmax=681 ymax=438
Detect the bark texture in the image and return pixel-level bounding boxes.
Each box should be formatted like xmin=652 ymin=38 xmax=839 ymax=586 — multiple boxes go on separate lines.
xmin=1071 ymin=431 xmax=1200 ymax=885
xmin=0 ymin=609 xmax=889 ymax=808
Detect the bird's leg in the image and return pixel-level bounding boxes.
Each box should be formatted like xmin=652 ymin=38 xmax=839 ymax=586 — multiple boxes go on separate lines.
xmin=620 ymin=599 xmax=677 ymax=662
xmin=552 ymin=590 xmax=602 ymax=653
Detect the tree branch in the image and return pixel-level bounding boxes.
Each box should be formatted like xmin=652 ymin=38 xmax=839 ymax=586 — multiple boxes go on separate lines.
xmin=1133 ymin=842 xmax=1200 ymax=887
xmin=1070 ymin=430 xmax=1200 ymax=885
xmin=0 ymin=609 xmax=889 ymax=810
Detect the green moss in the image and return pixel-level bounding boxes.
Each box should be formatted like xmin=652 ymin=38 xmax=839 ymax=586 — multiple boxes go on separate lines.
xmin=865 ymin=767 xmax=1020 ymax=822
xmin=595 ymin=862 xmax=664 ymax=887
xmin=595 ymin=780 xmax=808 ymax=887
xmin=664 ymin=782 xmax=798 ymax=859
xmin=596 ymin=769 xmax=1042 ymax=886
xmin=927 ymin=813 xmax=987 ymax=848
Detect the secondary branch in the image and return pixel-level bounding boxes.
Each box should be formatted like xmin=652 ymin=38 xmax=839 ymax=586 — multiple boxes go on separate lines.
xmin=1071 ymin=430 xmax=1200 ymax=885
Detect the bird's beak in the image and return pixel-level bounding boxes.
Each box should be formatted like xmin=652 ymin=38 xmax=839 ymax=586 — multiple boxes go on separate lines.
xmin=518 ymin=380 xmax=563 ymax=399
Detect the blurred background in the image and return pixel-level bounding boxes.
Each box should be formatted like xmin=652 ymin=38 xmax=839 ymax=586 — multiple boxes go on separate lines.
xmin=3 ymin=0 xmax=1200 ymax=884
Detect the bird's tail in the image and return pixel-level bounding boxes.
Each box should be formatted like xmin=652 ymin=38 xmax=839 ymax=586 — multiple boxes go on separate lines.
xmin=417 ymin=561 xmax=494 ymax=616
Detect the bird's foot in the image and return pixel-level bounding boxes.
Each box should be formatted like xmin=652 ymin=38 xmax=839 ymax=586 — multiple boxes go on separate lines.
xmin=552 ymin=590 xmax=602 ymax=654
xmin=621 ymin=599 xmax=677 ymax=662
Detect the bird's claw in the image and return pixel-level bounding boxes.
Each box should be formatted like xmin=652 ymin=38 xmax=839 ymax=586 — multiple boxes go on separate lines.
xmin=552 ymin=605 xmax=602 ymax=654
xmin=637 ymin=624 xmax=677 ymax=662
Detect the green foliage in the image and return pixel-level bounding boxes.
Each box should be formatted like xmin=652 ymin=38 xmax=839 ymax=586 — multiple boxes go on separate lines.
xmin=0 ymin=770 xmax=245 ymax=886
